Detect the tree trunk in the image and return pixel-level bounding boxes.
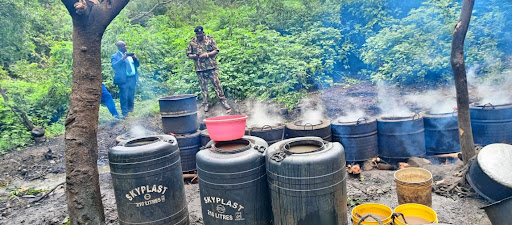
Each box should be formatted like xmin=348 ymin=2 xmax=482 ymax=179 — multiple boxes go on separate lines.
xmin=60 ymin=0 xmax=130 ymax=223
xmin=451 ymin=0 xmax=475 ymax=164
xmin=64 ymin=23 xmax=105 ymax=225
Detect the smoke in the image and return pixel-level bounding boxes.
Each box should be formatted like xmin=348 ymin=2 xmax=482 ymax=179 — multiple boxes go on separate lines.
xmin=376 ymin=80 xmax=412 ymax=117
xmin=404 ymin=89 xmax=457 ymax=114
xmin=129 ymin=124 xmax=153 ymax=137
xmin=335 ymin=97 xmax=368 ymax=122
xmin=298 ymin=98 xmax=326 ymax=123
xmin=336 ymin=109 xmax=366 ymax=122
xmin=467 ymin=64 xmax=512 ymax=105
xmin=245 ymin=100 xmax=284 ymax=127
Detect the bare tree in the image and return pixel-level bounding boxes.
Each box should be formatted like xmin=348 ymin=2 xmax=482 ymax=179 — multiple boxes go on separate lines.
xmin=451 ymin=0 xmax=476 ymax=164
xmin=60 ymin=0 xmax=130 ymax=223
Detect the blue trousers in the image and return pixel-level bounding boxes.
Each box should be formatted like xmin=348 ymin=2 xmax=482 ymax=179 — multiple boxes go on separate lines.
xmin=101 ymin=84 xmax=120 ymax=117
xmin=118 ymin=76 xmax=137 ymax=116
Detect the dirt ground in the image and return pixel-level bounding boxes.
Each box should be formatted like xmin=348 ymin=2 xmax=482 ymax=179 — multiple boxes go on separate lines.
xmin=0 ymin=82 xmax=493 ymax=224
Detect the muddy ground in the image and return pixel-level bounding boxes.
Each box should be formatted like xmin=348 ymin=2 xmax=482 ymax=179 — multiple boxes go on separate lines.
xmin=0 ymin=82 xmax=492 ymax=224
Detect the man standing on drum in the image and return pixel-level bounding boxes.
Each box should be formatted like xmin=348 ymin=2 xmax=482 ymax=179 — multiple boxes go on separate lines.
xmin=187 ymin=26 xmax=231 ymax=113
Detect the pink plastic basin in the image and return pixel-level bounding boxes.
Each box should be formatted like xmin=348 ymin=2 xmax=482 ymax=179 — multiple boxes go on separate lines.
xmin=203 ymin=115 xmax=248 ymax=141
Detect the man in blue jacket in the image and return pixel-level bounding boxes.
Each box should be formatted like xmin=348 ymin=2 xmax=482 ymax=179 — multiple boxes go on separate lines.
xmin=111 ymin=41 xmax=139 ymax=117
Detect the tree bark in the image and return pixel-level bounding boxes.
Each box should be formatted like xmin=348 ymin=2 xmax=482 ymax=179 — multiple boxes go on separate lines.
xmin=60 ymin=0 xmax=130 ymax=224
xmin=451 ymin=0 xmax=475 ymax=165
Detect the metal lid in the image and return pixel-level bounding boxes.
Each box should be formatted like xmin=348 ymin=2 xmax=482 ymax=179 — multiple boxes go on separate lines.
xmin=478 ymin=143 xmax=512 ymax=188
xmin=158 ymin=94 xmax=196 ymax=101
xmin=294 ymin=119 xmax=323 ymax=126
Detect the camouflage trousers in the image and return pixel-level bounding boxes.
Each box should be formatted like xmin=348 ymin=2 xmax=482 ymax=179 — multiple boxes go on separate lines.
xmin=196 ymin=68 xmax=226 ymax=104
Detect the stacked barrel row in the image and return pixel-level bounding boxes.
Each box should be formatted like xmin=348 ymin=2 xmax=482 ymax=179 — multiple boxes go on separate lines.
xmin=159 ymin=95 xmax=201 ymax=172
xmin=197 ymin=136 xmax=348 ymax=225
xmin=331 ymin=112 xmax=461 ymax=162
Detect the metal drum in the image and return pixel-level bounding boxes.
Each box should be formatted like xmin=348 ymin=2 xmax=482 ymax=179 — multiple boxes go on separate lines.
xmin=246 ymin=124 xmax=285 ymax=145
xmin=377 ymin=114 xmax=426 ymax=160
xmin=109 ymin=135 xmax=188 ymax=225
xmin=266 ymin=137 xmax=347 ymax=225
xmin=423 ymin=111 xmax=460 ymax=154
xmin=331 ymin=117 xmax=378 ymax=162
xmin=159 ymin=94 xmax=198 ymax=134
xmin=470 ymin=103 xmax=512 ymax=146
xmin=467 ymin=143 xmax=512 ymax=202
xmin=196 ymin=136 xmax=272 ymax=225
xmin=285 ymin=119 xmax=332 ymax=141
xmin=174 ymin=131 xmax=201 ymax=172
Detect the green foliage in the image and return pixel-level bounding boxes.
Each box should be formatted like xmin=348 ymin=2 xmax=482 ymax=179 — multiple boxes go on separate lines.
xmin=2 ymin=0 xmax=512 ymax=153
xmin=8 ymin=186 xmax=48 ymax=199
xmin=361 ymin=0 xmax=508 ymax=83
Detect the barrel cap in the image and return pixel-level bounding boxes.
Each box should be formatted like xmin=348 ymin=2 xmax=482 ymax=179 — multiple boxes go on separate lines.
xmin=478 ymin=143 xmax=512 ymax=188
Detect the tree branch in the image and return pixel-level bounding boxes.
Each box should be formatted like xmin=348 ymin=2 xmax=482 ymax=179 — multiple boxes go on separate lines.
xmin=61 ymin=0 xmax=79 ymax=15
xmin=101 ymin=0 xmax=130 ymax=27
xmin=130 ymin=0 xmax=175 ymax=22
xmin=0 ymin=84 xmax=35 ymax=131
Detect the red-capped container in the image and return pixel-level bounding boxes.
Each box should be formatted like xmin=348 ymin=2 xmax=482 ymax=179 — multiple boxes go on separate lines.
xmin=203 ymin=115 xmax=248 ymax=141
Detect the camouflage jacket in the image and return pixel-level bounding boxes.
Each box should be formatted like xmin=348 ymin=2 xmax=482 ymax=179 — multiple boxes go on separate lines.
xmin=187 ymin=35 xmax=219 ymax=72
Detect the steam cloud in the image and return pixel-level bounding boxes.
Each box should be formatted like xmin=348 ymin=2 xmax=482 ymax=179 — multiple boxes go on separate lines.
xmin=245 ymin=100 xmax=284 ymax=127
xmin=404 ymin=89 xmax=457 ymax=114
xmin=467 ymin=65 xmax=512 ymax=105
xmin=336 ymin=97 xmax=367 ymax=122
xmin=376 ymin=80 xmax=412 ymax=117
xmin=298 ymin=98 xmax=326 ymax=124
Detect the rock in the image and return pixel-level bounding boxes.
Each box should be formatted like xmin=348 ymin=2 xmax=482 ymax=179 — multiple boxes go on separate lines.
xmin=407 ymin=157 xmax=432 ymax=167
xmin=31 ymin=127 xmax=45 ymax=137
xmin=377 ymin=163 xmax=395 ymax=170
xmin=34 ymin=136 xmax=47 ymax=143
xmin=44 ymin=148 xmax=55 ymax=160
xmin=362 ymin=160 xmax=375 ymax=171
xmin=398 ymin=162 xmax=410 ymax=169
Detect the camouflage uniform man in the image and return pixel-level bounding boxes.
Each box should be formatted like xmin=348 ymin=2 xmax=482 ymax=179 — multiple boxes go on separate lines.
xmin=187 ymin=26 xmax=231 ymax=112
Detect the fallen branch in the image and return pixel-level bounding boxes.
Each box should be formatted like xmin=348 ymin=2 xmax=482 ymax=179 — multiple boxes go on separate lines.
xmin=32 ymin=182 xmax=65 ymax=203
xmin=434 ymin=154 xmax=477 ymax=198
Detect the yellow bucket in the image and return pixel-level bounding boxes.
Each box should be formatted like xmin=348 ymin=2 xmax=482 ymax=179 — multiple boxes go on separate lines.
xmin=351 ymin=203 xmax=393 ymax=225
xmin=393 ymin=203 xmax=438 ymax=225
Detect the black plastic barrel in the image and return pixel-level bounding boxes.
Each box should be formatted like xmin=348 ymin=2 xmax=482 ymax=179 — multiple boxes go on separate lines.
xmin=196 ymin=136 xmax=272 ymax=225
xmin=109 ymin=135 xmax=189 ymax=225
xmin=482 ymin=196 xmax=512 ymax=225
xmin=200 ymin=129 xmax=211 ymax=147
xmin=159 ymin=94 xmax=198 ymax=134
xmin=470 ymin=103 xmax=512 ymax=146
xmin=266 ymin=137 xmax=347 ymax=225
xmin=174 ymin=131 xmax=201 ymax=172
xmin=467 ymin=143 xmax=512 ymax=202
xmin=159 ymin=94 xmax=197 ymax=113
xmin=331 ymin=117 xmax=378 ymax=162
xmin=423 ymin=111 xmax=460 ymax=154
xmin=377 ymin=115 xmax=426 ymax=160
xmin=285 ymin=119 xmax=332 ymax=141
xmin=246 ymin=124 xmax=285 ymax=145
